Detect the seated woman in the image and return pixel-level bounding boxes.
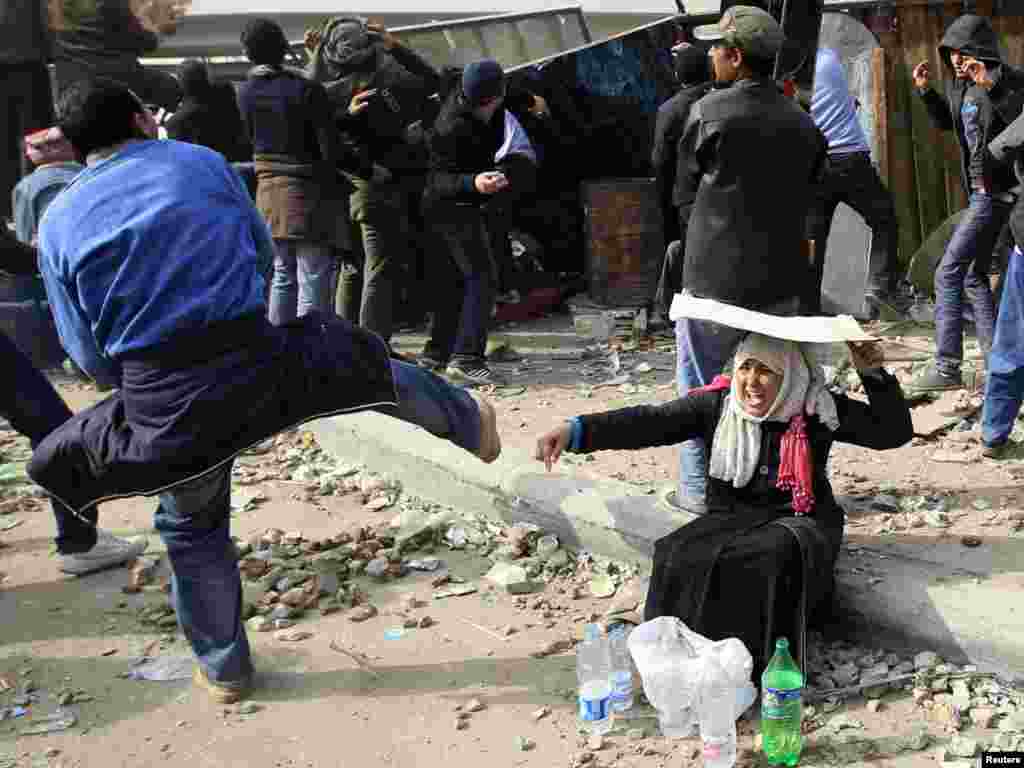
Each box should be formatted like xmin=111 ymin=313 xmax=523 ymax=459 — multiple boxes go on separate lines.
xmin=535 ymin=333 xmax=912 ymax=680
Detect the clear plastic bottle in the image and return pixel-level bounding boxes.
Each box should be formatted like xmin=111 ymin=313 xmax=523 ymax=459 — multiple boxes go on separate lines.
xmin=577 ymin=623 xmax=612 ymax=735
xmin=699 ymin=656 xmax=737 ymax=768
xmin=608 ymin=623 xmax=634 ymax=715
xmin=761 ymin=638 xmax=804 ymax=767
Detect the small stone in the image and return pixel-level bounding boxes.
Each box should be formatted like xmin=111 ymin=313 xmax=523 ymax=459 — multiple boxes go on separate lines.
xmin=57 ymin=691 xmax=74 ymax=706
xmin=627 ymin=727 xmax=645 ymax=741
xmin=466 ymin=698 xmax=486 ymax=713
xmin=276 ymin=629 xmax=313 ymax=642
xmin=418 ymin=615 xmax=434 ymax=629
xmin=516 ymin=736 xmax=536 ymax=752
xmin=455 ymin=718 xmax=469 ymax=731
xmin=867 ymin=699 xmax=882 ymax=713
xmin=366 ymin=558 xmax=389 ymax=579
xmin=587 ymin=735 xmax=605 ymax=751
xmin=45 ymin=748 xmax=61 ymax=758
xmin=236 ymin=702 xmax=261 ymax=715
xmin=574 ymin=752 xmax=594 ymax=766
xmin=532 ymin=706 xmax=551 ymax=721
xmin=348 ymin=604 xmax=378 ymax=622
xmin=501 ymin=625 xmax=517 ymax=637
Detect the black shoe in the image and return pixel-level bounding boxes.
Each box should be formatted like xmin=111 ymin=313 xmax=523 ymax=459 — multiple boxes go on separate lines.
xmin=907 ymin=364 xmax=963 ymax=393
xmin=445 ymin=361 xmax=506 ymax=386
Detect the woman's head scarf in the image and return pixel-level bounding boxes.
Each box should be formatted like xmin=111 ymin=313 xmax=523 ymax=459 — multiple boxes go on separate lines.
xmin=708 ymin=334 xmax=839 ymax=513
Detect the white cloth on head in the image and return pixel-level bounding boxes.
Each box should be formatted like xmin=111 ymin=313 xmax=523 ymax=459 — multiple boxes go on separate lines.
xmin=709 ymin=334 xmax=839 ymax=489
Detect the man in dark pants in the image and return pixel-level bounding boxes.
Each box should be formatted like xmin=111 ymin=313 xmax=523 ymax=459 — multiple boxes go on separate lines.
xmin=53 ymin=0 xmax=183 ymax=112
xmin=806 ymin=46 xmax=905 ymax=318
xmin=671 ymin=6 xmax=827 ymax=511
xmin=908 ymin=14 xmax=1024 ymax=393
xmin=0 ymin=226 xmax=146 ymax=573
xmin=419 ymin=59 xmax=536 ymax=385
xmin=652 ymin=43 xmax=712 ymax=247
xmin=1 ymin=0 xmax=56 ymax=221
xmin=308 ymin=17 xmax=441 ymax=348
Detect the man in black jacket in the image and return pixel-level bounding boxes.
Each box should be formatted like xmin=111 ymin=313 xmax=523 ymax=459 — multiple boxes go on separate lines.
xmin=652 ymin=43 xmax=713 ymax=247
xmin=53 ymin=0 xmax=183 ymax=112
xmin=908 ymin=14 xmax=1024 ymax=393
xmin=1 ymin=0 xmax=56 ymax=220
xmin=419 ymin=59 xmax=537 ymax=385
xmin=0 ymin=226 xmax=147 ymax=574
xmin=670 ymin=5 xmax=826 ymax=511
xmin=310 ymin=17 xmax=441 ymax=347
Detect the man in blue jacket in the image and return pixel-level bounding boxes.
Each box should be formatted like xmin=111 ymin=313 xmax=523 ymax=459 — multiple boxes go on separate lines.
xmin=31 ymin=78 xmax=501 ymax=704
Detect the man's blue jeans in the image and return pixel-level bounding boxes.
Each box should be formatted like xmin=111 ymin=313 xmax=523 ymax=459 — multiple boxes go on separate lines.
xmin=0 ymin=330 xmax=97 ymax=553
xmin=982 ymin=246 xmax=1024 ymax=447
xmin=154 ymin=357 xmax=481 ymax=683
xmin=674 ymin=317 xmax=745 ymax=504
xmin=268 ymin=239 xmax=334 ymax=326
xmin=934 ymin=192 xmax=1012 ymax=376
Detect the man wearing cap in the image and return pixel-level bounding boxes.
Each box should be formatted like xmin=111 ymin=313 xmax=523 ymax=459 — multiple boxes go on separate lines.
xmin=669 ymin=5 xmax=827 ymax=513
xmin=420 ymin=58 xmax=537 ymax=385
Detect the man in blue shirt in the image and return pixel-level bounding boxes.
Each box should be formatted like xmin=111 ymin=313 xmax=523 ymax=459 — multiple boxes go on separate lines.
xmin=806 ymin=47 xmax=904 ymax=319
xmin=32 ymin=78 xmax=500 ymax=704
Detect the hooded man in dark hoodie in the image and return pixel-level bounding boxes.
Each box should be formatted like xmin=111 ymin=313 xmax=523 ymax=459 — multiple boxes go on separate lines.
xmin=908 ymin=14 xmax=1024 ymax=394
xmin=308 ymin=17 xmax=442 ymax=346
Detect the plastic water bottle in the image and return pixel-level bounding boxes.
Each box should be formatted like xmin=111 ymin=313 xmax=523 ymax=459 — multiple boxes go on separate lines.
xmin=577 ymin=623 xmax=612 ymax=735
xmin=608 ymin=624 xmax=634 ymax=714
xmin=761 ymin=638 xmax=804 ymax=767
xmin=699 ymin=656 xmax=737 ymax=768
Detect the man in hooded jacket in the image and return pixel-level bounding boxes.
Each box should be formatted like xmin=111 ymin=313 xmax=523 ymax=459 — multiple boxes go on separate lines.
xmin=908 ymin=14 xmax=1024 ymax=393
xmin=308 ymin=17 xmax=441 ymax=346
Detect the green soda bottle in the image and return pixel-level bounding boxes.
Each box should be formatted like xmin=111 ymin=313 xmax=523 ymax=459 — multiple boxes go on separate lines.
xmin=760 ymin=638 xmax=804 ymax=766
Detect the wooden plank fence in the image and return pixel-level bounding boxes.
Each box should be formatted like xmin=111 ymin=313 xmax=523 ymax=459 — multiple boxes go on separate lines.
xmin=850 ymin=0 xmax=1024 ymax=267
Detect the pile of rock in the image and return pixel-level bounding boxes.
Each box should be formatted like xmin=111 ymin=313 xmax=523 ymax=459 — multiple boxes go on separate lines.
xmin=910 ymin=651 xmax=1024 ymax=753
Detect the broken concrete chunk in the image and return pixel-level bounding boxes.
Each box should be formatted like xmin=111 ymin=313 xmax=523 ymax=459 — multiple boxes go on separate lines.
xmin=484 ymin=562 xmax=542 ymax=595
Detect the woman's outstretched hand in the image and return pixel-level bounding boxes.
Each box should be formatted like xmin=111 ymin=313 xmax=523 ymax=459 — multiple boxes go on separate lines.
xmin=847 ymin=340 xmax=884 ymax=372
xmin=535 ymin=423 xmax=572 ymax=472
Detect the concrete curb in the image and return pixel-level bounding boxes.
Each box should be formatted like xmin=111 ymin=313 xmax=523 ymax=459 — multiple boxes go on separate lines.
xmin=311 ymin=412 xmax=1024 ymax=681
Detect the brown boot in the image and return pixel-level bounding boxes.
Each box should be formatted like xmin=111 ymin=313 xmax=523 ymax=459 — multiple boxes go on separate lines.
xmin=193 ymin=666 xmax=252 ymax=704
xmin=468 ymin=391 xmax=501 ymax=463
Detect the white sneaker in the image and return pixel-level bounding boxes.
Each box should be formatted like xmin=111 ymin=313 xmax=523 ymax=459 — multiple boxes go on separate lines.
xmin=59 ymin=530 xmax=148 ymax=576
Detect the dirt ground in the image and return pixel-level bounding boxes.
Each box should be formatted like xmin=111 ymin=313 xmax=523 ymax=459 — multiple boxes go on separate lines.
xmin=0 ymin=315 xmax=1017 ymax=768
